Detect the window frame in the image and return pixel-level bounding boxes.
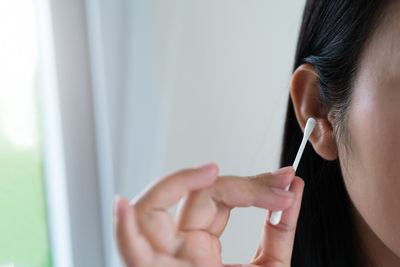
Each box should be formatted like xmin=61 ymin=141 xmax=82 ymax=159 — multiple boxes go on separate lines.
xmin=36 ymin=0 xmax=106 ymax=266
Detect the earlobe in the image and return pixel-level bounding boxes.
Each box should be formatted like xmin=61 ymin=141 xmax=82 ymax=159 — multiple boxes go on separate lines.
xmin=290 ymin=63 xmax=339 ymax=161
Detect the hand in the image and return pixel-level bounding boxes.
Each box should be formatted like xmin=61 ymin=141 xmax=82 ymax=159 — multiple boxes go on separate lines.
xmin=114 ymin=163 xmax=304 ymax=267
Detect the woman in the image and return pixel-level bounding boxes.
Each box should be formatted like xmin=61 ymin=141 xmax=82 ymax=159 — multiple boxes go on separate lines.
xmin=113 ymin=0 xmax=400 ymax=266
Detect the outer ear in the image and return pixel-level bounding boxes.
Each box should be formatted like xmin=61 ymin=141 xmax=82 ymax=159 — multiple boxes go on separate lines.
xmin=290 ymin=63 xmax=338 ymax=161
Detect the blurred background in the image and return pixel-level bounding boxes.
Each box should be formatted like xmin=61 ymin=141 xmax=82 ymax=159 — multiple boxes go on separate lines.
xmin=0 ymin=0 xmax=306 ymax=266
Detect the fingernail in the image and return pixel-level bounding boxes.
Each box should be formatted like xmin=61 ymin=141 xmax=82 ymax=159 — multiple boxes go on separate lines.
xmin=113 ymin=195 xmax=122 ymax=220
xmin=196 ymin=163 xmax=215 ymax=172
xmin=272 ymin=166 xmax=294 ymax=176
xmin=271 ymin=187 xmax=294 ymax=197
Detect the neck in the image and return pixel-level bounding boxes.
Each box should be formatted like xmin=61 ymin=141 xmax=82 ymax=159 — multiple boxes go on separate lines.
xmin=350 ymin=203 xmax=400 ymax=267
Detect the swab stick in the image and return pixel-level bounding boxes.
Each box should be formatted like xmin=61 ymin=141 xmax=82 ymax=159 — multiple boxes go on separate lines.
xmin=269 ymin=117 xmax=316 ymax=226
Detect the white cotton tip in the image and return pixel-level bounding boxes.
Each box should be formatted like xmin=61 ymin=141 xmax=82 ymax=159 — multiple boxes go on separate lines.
xmin=269 ymin=117 xmax=316 ymax=225
xmin=293 ymin=117 xmax=316 ymax=172
xmin=269 ymin=210 xmax=283 ymax=225
xmin=304 ymin=117 xmax=316 ymax=141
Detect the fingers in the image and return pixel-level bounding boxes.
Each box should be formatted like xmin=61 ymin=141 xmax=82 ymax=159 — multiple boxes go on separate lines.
xmin=177 ymin=169 xmax=297 ymax=237
xmin=176 ymin=188 xmax=224 ymax=235
xmin=114 ymin=196 xmax=194 ymax=267
xmin=223 ymin=265 xmax=259 ymax=267
xmin=246 ymin=166 xmax=295 ymax=189
xmin=133 ymin=163 xmax=219 ymax=211
xmin=251 ymin=176 xmax=305 ymax=266
xmin=130 ymin=163 xmax=219 ymax=254
xmin=114 ymin=196 xmax=153 ymax=266
xmin=212 ymin=174 xmax=296 ymax=211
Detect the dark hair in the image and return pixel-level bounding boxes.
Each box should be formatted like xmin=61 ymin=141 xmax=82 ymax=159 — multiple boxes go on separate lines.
xmin=281 ymin=1 xmax=389 ymax=266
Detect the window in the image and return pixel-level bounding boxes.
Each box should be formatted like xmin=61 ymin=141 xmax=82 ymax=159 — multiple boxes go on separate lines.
xmin=0 ymin=1 xmax=52 ymax=266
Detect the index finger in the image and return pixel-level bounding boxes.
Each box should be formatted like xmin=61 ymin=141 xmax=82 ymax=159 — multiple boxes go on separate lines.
xmin=133 ymin=163 xmax=219 ymax=211
xmin=177 ymin=169 xmax=297 ymax=236
xmin=212 ymin=174 xmax=296 ymax=211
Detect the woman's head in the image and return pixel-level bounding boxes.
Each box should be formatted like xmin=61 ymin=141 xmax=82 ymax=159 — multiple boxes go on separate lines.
xmin=282 ymin=0 xmax=400 ymax=266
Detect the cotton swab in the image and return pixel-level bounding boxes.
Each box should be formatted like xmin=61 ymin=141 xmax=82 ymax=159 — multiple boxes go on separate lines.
xmin=269 ymin=117 xmax=316 ymax=225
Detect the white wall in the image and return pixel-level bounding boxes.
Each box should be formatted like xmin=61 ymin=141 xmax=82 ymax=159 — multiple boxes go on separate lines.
xmin=87 ymin=0 xmax=306 ymax=265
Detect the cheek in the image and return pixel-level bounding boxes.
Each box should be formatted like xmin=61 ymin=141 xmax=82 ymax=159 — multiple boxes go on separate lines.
xmin=341 ymin=82 xmax=400 ymax=256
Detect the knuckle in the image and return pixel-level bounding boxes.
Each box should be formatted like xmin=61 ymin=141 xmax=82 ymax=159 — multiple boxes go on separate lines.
xmin=255 ymin=254 xmax=287 ymax=266
xmin=211 ymin=178 xmax=225 ymax=197
xmin=269 ymin=220 xmax=296 ymax=233
xmin=213 ymin=176 xmax=231 ymax=190
xmin=247 ymin=172 xmax=273 ymax=186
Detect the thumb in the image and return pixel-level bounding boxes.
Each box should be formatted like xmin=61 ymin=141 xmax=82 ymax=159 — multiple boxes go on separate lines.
xmin=250 ymin=176 xmax=304 ymax=266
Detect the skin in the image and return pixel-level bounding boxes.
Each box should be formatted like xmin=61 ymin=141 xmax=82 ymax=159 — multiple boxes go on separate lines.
xmin=290 ymin=1 xmax=400 ymax=266
xmin=114 ymin=164 xmax=305 ymax=266
xmin=115 ymin=2 xmax=400 ymax=266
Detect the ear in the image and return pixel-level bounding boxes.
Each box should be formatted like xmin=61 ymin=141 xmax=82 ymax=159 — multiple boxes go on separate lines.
xmin=290 ymin=63 xmax=338 ymax=161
